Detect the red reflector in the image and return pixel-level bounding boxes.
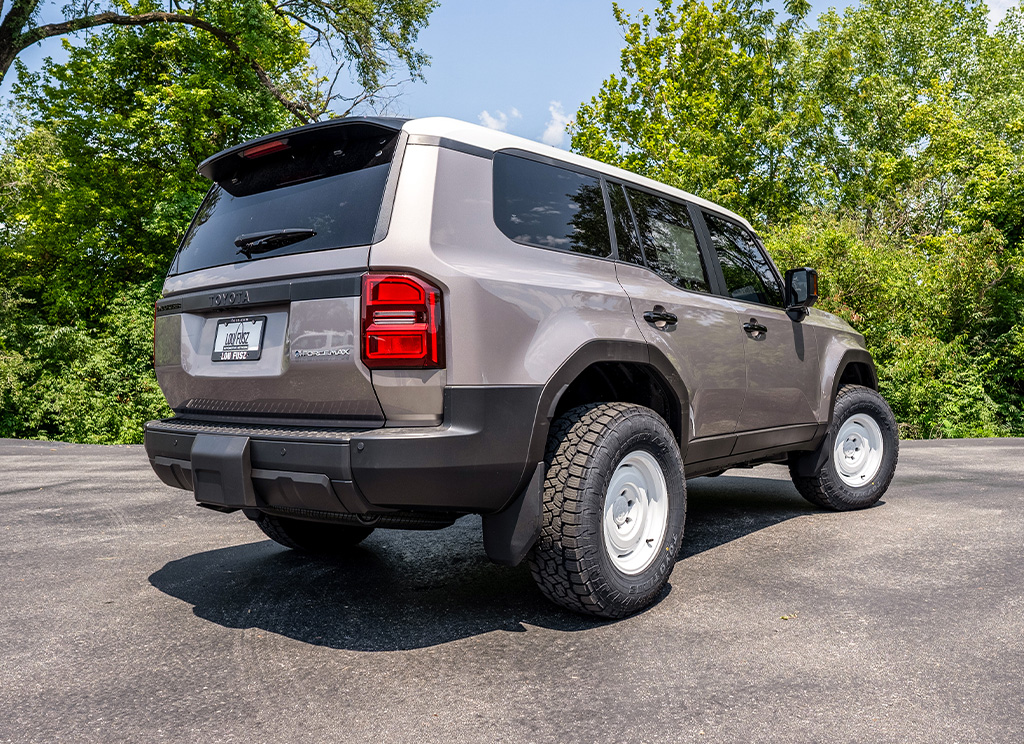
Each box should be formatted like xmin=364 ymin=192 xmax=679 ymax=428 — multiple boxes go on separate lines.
xmin=241 ymin=139 xmax=290 ymax=159
xmin=361 ymin=274 xmax=444 ymax=369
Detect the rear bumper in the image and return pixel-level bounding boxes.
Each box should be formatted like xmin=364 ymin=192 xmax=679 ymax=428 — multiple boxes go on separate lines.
xmin=144 ymin=385 xmax=542 ymax=519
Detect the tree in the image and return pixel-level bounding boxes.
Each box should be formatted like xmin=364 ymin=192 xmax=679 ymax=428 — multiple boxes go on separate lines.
xmin=0 ymin=10 xmax=378 ymax=441
xmin=0 ymin=0 xmax=436 ymax=121
xmin=572 ymin=0 xmax=812 ymax=228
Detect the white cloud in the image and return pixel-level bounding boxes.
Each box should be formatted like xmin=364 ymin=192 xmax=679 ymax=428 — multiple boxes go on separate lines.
xmin=478 ymin=108 xmax=521 ymax=131
xmin=988 ymin=0 xmax=1014 ymax=27
xmin=541 ymin=101 xmax=571 ymax=148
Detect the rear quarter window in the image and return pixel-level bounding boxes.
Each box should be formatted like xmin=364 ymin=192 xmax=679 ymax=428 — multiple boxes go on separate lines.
xmin=492 ymin=152 xmax=611 ymax=258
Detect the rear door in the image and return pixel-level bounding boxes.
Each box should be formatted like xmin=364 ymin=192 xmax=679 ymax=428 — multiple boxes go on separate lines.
xmin=696 ymin=211 xmax=821 ymax=451
xmin=608 ymin=183 xmax=747 ymax=461
xmin=153 ymin=120 xmax=405 ymax=427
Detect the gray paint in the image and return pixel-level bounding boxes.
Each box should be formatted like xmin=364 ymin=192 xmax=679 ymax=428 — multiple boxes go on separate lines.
xmin=370 ymin=144 xmax=645 ymax=390
xmin=156 ymin=298 xmax=382 ymax=422
xmin=152 ymin=114 xmax=879 ymax=466
xmin=614 ymin=261 xmax=746 ymax=439
xmin=729 ymin=299 xmax=821 ymax=431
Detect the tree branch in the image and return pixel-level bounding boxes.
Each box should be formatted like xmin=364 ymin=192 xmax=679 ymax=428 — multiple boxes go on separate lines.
xmin=5 ymin=11 xmax=314 ymax=123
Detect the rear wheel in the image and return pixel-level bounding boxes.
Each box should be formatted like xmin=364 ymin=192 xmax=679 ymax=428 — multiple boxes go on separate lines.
xmin=254 ymin=513 xmax=374 ymax=554
xmin=529 ymin=403 xmax=686 ymax=618
xmin=791 ymin=384 xmax=899 ymax=511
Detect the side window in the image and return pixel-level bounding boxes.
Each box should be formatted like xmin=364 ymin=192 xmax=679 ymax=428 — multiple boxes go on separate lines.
xmin=608 ymin=183 xmax=644 ymax=265
xmin=626 ymin=187 xmax=710 ymax=293
xmin=492 ymin=152 xmax=611 ymax=258
xmin=703 ymin=213 xmax=785 ymax=307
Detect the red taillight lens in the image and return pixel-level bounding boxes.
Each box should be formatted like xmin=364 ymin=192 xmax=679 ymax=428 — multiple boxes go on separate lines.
xmin=361 ymin=273 xmax=444 ymax=369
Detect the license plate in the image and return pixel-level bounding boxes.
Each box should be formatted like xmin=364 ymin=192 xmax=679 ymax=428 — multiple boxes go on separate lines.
xmin=212 ymin=316 xmax=266 ymax=362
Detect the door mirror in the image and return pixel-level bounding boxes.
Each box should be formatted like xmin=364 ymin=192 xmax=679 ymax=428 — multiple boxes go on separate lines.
xmin=784 ymin=267 xmax=818 ymax=315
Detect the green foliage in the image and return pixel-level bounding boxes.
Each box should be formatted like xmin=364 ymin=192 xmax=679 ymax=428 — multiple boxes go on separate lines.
xmin=0 ymin=0 xmax=436 ymax=444
xmin=0 ymin=280 xmax=171 ymax=443
xmin=0 ymin=4 xmax=418 ymax=442
xmin=573 ymin=0 xmax=813 ymax=226
xmin=766 ymin=213 xmax=1024 ymax=438
xmin=576 ymin=0 xmax=1024 ymax=438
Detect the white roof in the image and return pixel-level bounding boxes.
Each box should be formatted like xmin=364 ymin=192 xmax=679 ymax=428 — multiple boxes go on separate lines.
xmin=401 ymin=116 xmax=752 ymax=230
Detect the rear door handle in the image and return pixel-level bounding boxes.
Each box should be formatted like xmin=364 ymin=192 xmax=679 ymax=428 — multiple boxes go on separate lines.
xmin=743 ymin=319 xmax=768 ymax=336
xmin=643 ymin=309 xmax=678 ymax=326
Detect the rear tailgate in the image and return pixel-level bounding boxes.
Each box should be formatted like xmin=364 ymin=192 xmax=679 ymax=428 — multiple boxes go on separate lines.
xmin=154 ymin=271 xmax=382 ymax=426
xmin=153 ymin=119 xmax=407 ymax=427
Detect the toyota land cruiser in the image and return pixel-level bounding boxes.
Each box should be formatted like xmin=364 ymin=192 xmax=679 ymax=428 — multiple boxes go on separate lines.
xmin=144 ymin=116 xmax=899 ymax=618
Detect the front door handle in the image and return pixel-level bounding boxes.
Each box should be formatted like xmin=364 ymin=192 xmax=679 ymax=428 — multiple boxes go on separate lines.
xmin=743 ymin=318 xmax=768 ymax=336
xmin=644 ymin=308 xmax=678 ymax=327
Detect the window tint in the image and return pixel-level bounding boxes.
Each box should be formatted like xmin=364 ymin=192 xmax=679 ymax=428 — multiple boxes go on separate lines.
xmin=172 ymin=128 xmax=398 ymax=275
xmin=627 ymin=188 xmax=709 ymax=293
xmin=493 ymin=153 xmax=611 ymax=258
xmin=608 ymin=183 xmax=644 ymax=265
xmin=703 ymin=213 xmax=784 ymax=307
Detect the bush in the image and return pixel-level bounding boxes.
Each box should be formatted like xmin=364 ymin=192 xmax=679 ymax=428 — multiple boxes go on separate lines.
xmin=765 ymin=211 xmax=1024 ymax=438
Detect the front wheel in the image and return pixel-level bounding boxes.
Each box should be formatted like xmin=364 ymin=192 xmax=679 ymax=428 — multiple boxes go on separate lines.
xmin=791 ymin=384 xmax=899 ymax=511
xmin=529 ymin=403 xmax=686 ymax=618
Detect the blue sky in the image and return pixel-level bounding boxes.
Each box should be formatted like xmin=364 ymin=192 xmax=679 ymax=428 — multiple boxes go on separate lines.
xmin=1 ymin=0 xmax=1015 ymax=147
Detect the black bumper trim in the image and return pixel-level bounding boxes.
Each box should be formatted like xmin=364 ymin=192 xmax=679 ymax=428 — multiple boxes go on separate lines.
xmin=144 ymin=385 xmax=543 ymax=516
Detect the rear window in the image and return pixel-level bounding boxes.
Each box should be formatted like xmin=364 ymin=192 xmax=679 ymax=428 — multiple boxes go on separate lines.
xmin=492 ymin=152 xmax=611 ymax=258
xmin=170 ymin=126 xmax=399 ymax=275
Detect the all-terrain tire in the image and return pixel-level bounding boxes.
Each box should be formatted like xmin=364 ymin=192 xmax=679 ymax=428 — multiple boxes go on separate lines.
xmin=254 ymin=513 xmax=374 ymax=554
xmin=528 ymin=403 xmax=686 ymax=619
xmin=791 ymin=384 xmax=899 ymax=511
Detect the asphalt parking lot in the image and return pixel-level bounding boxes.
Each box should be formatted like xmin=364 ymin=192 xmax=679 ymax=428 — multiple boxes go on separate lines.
xmin=1 ymin=438 xmax=1021 ymax=743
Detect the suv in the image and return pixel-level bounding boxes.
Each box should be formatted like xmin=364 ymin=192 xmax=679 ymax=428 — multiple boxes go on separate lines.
xmin=145 ymin=116 xmax=899 ymax=618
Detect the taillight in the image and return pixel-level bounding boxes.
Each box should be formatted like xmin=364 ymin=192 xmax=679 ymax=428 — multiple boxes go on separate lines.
xmin=241 ymin=139 xmax=290 ymax=158
xmin=361 ymin=273 xmax=444 ymax=369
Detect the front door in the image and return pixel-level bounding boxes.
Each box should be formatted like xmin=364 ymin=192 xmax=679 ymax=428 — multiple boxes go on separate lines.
xmin=697 ymin=211 xmax=821 ymax=453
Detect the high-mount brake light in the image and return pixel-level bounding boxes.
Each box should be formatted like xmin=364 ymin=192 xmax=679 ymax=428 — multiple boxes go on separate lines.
xmin=361 ymin=274 xmax=444 ymax=369
xmin=241 ymin=139 xmax=290 ymax=159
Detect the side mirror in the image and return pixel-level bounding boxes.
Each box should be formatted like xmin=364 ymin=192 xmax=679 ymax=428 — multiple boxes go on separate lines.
xmin=784 ymin=267 xmax=818 ymax=319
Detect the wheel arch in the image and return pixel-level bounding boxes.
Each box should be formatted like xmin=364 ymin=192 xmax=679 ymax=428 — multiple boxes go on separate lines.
xmin=486 ymin=340 xmax=690 ymax=568
xmin=527 ymin=339 xmax=691 ymax=465
xmin=826 ymin=349 xmax=878 ymax=425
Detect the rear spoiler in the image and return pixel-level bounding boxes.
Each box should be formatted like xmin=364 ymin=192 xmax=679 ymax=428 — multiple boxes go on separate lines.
xmin=197 ymin=117 xmax=408 ymax=184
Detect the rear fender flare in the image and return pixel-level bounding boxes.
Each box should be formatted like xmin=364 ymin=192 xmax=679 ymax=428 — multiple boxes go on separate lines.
xmin=527 ymin=339 xmax=691 ymax=465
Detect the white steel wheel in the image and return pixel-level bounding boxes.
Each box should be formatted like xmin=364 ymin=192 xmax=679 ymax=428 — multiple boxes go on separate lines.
xmin=833 ymin=413 xmax=884 ymax=488
xmin=602 ymin=450 xmax=669 ymax=575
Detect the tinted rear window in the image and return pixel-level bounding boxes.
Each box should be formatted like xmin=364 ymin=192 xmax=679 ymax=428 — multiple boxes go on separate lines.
xmin=170 ymin=128 xmax=398 ymax=275
xmin=627 ymin=188 xmax=709 ymax=293
xmin=492 ymin=152 xmax=611 ymax=258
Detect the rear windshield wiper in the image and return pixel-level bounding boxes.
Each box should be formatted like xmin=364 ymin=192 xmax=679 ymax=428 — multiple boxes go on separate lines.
xmin=234 ymin=228 xmax=316 ymax=258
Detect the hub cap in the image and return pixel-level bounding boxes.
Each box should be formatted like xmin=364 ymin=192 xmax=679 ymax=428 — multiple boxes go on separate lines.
xmin=833 ymin=414 xmax=884 ymax=488
xmin=603 ymin=451 xmax=669 ymax=575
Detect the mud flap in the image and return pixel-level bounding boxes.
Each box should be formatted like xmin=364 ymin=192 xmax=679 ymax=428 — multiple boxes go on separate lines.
xmin=482 ymin=463 xmax=543 ymax=567
xmin=190 ymin=434 xmax=257 ymax=510
xmin=789 ymin=431 xmax=832 ymax=477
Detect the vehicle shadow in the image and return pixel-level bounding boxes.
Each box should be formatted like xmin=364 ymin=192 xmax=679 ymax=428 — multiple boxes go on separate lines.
xmin=149 ymin=472 xmax=817 ymax=652
xmin=682 ymin=471 xmax=818 ymax=558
